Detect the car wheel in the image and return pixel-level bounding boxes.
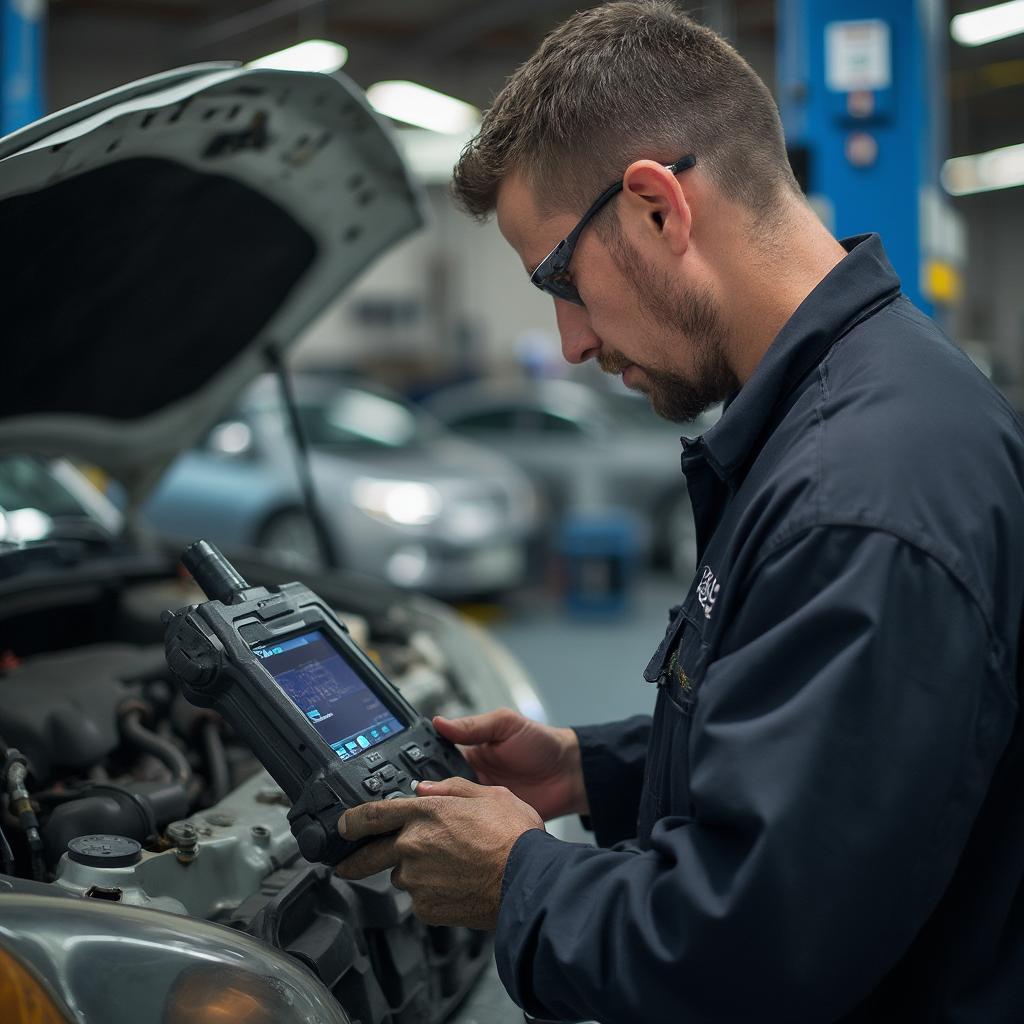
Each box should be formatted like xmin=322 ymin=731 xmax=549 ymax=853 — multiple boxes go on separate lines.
xmin=665 ymin=492 xmax=699 ymax=583
xmin=256 ymin=508 xmax=323 ymax=564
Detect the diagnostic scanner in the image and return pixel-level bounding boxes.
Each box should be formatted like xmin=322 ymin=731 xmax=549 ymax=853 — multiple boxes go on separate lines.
xmin=162 ymin=540 xmax=474 ymax=864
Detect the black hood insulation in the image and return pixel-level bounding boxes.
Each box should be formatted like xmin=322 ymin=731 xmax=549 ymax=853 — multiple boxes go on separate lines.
xmin=1 ymin=156 xmax=317 ymax=420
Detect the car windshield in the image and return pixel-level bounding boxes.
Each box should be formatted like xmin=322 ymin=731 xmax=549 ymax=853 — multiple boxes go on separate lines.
xmin=298 ymin=388 xmax=434 ymax=451
xmin=0 ymin=456 xmax=117 ymax=546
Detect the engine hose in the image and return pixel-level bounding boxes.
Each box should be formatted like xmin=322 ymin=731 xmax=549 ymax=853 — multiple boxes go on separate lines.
xmin=200 ymin=719 xmax=231 ymax=803
xmin=120 ymin=708 xmax=193 ymax=789
xmin=4 ymin=752 xmax=45 ymax=881
xmin=0 ymin=821 xmax=14 ymax=876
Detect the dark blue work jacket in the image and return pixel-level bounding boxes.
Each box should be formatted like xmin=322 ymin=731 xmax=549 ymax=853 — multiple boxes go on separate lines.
xmin=495 ymin=235 xmax=1024 ymax=1023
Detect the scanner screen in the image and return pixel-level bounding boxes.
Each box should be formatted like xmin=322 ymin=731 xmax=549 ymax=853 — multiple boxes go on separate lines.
xmin=253 ymin=629 xmax=405 ymax=760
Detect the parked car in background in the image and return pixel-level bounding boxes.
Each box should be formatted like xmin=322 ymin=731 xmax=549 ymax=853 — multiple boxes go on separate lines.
xmin=143 ymin=374 xmax=540 ymax=599
xmin=423 ymin=377 xmax=719 ymax=581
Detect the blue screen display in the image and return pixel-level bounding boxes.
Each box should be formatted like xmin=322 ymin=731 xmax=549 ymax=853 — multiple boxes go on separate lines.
xmin=252 ymin=629 xmax=405 ymax=761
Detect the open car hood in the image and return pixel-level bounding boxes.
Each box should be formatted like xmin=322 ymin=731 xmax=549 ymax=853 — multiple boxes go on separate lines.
xmin=0 ymin=64 xmax=426 ymax=501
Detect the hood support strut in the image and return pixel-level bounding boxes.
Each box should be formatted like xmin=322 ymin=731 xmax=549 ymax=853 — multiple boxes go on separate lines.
xmin=266 ymin=347 xmax=340 ymax=571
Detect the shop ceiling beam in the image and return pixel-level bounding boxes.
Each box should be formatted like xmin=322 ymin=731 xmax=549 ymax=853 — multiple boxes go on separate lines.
xmin=50 ymin=0 xmax=200 ymax=20
xmin=193 ymin=0 xmax=327 ymax=48
xmin=413 ymin=0 xmax=553 ymax=60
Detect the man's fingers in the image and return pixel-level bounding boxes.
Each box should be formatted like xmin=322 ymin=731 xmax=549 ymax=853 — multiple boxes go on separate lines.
xmin=433 ymin=708 xmax=520 ymax=746
xmin=340 ymin=796 xmax=425 ymax=840
xmin=335 ymin=836 xmax=399 ymax=879
xmin=414 ymin=776 xmax=487 ymax=798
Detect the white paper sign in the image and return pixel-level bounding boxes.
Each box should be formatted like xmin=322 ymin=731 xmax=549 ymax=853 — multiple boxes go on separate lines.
xmin=13 ymin=0 xmax=45 ymax=20
xmin=825 ymin=19 xmax=891 ymax=92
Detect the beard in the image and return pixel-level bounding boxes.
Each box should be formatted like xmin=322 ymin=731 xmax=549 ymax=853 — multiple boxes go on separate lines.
xmin=599 ymin=232 xmax=738 ymax=423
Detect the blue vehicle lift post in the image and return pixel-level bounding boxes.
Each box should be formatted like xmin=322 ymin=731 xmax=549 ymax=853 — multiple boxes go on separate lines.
xmin=1 ymin=0 xmax=45 ymax=135
xmin=776 ymin=0 xmax=963 ymax=323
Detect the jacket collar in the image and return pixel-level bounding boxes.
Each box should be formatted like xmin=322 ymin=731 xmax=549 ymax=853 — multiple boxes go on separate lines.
xmin=690 ymin=233 xmax=901 ymax=482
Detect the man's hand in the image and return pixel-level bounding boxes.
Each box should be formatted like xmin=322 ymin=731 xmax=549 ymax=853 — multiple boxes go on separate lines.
xmin=433 ymin=709 xmax=589 ymax=821
xmin=336 ymin=777 xmax=543 ymax=930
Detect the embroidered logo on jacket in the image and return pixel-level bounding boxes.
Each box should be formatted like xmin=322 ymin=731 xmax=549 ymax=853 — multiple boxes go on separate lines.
xmin=696 ymin=565 xmax=721 ymax=619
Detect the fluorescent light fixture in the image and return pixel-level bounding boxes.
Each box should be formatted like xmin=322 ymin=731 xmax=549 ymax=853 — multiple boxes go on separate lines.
xmin=942 ymin=141 xmax=1024 ymax=195
xmin=247 ymin=39 xmax=348 ymax=74
xmin=366 ymin=81 xmax=480 ymax=135
xmin=951 ymin=1 xmax=1024 ymax=46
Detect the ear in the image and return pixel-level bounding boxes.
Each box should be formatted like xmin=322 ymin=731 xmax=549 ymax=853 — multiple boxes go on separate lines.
xmin=619 ymin=159 xmax=692 ymax=256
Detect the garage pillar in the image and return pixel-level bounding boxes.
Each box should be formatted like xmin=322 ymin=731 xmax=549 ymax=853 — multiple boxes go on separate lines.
xmin=776 ymin=0 xmax=963 ymax=320
xmin=1 ymin=0 xmax=45 ymax=135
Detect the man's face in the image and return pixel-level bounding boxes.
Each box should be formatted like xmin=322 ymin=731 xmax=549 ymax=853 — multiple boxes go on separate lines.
xmin=496 ymin=172 xmax=737 ymax=423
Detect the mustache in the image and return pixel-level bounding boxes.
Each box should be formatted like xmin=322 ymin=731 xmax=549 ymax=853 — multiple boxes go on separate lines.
xmin=598 ymin=350 xmax=632 ymax=375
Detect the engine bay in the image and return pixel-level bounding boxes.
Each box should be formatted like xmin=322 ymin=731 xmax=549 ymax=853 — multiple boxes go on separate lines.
xmin=0 ymin=566 xmax=490 ymax=1024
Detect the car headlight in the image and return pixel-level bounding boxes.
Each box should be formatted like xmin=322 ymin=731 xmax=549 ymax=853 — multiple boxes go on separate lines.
xmin=1 ymin=895 xmax=352 ymax=1024
xmin=0 ymin=944 xmax=74 ymax=1023
xmin=353 ymin=479 xmax=442 ymax=526
xmin=164 ymin=964 xmax=320 ymax=1024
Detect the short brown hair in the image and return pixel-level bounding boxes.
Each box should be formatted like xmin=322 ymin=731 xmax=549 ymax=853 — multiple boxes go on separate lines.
xmin=452 ymin=1 xmax=799 ymax=224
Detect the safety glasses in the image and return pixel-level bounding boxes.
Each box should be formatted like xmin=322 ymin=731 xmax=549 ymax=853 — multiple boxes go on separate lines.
xmin=529 ymin=154 xmax=697 ymax=307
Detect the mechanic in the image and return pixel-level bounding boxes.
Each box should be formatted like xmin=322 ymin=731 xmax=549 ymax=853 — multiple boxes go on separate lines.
xmin=337 ymin=3 xmax=1024 ymax=1021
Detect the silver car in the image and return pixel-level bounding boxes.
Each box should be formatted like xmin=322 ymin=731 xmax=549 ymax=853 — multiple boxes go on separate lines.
xmin=143 ymin=373 xmax=540 ymax=598
xmin=424 ymin=377 xmax=719 ymax=581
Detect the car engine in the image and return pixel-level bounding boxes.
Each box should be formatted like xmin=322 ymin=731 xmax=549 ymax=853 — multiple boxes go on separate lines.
xmin=0 ymin=570 xmax=493 ymax=1024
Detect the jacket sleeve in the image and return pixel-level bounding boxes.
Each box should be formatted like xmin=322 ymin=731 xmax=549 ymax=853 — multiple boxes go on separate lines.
xmin=495 ymin=525 xmax=1017 ymax=1024
xmin=571 ymin=716 xmax=651 ymax=847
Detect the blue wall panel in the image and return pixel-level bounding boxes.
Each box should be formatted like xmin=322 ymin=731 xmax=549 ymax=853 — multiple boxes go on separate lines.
xmin=1 ymin=0 xmax=45 ymax=135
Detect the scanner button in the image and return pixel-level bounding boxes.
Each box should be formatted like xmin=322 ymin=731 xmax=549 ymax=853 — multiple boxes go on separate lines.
xmin=362 ymin=776 xmax=384 ymax=795
xmin=364 ymin=751 xmax=385 ymax=767
xmin=402 ymin=744 xmax=426 ymax=764
xmin=377 ymin=765 xmax=397 ymax=782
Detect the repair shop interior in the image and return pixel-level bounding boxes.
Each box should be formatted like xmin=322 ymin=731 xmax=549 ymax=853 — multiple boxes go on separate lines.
xmin=1 ymin=2 xmax=1022 ymax=1023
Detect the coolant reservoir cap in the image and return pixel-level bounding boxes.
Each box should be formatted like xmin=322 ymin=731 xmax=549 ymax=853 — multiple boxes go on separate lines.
xmin=67 ymin=834 xmax=142 ymax=868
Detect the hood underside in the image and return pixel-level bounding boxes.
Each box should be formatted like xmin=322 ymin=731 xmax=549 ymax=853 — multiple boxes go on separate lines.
xmin=0 ymin=64 xmax=427 ymax=500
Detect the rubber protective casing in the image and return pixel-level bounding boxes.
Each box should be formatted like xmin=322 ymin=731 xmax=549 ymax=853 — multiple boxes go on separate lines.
xmin=162 ymin=580 xmax=474 ymax=864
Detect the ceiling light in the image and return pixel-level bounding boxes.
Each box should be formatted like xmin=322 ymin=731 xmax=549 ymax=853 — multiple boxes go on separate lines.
xmin=942 ymin=141 xmax=1024 ymax=195
xmin=951 ymin=1 xmax=1024 ymax=46
xmin=247 ymin=39 xmax=348 ymax=74
xmin=366 ymin=81 xmax=480 ymax=135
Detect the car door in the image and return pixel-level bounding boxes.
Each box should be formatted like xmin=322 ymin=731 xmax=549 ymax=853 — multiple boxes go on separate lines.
xmin=142 ymin=418 xmax=297 ymax=545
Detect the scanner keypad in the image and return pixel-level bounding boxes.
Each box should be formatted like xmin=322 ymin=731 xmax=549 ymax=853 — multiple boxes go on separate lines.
xmin=362 ymin=760 xmax=410 ymax=798
xmin=357 ymin=736 xmax=460 ymax=802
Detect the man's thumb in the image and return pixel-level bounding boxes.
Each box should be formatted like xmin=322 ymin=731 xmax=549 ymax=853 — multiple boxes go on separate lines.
xmin=414 ymin=776 xmax=482 ymax=798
